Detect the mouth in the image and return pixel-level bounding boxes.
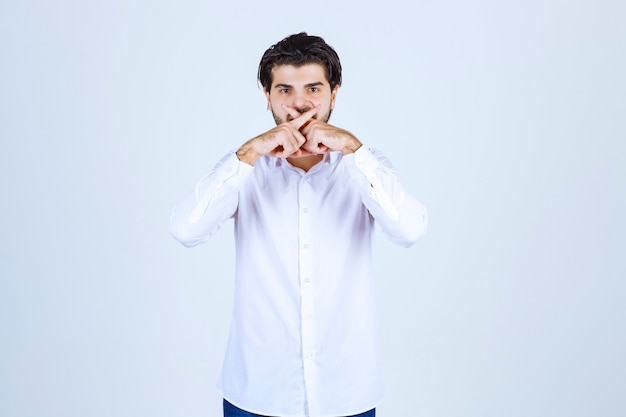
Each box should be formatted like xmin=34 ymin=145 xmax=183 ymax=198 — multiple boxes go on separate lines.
xmin=287 ymin=108 xmax=313 ymax=121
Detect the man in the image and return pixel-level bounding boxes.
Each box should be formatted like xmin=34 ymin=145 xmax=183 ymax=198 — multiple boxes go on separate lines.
xmin=170 ymin=32 xmax=427 ymax=417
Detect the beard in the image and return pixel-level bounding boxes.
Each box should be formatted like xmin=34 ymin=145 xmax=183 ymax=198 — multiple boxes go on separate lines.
xmin=272 ymin=107 xmax=333 ymax=126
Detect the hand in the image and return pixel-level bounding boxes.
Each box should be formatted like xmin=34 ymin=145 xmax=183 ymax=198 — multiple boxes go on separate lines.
xmin=236 ymin=105 xmax=321 ymax=165
xmin=282 ymin=105 xmax=362 ymax=155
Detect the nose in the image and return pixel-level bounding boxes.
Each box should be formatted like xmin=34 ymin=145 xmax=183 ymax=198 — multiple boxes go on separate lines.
xmin=291 ymin=91 xmax=313 ymax=113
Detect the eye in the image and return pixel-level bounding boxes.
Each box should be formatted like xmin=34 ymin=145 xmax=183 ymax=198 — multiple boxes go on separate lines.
xmin=309 ymin=87 xmax=319 ymax=93
xmin=280 ymin=88 xmax=290 ymax=94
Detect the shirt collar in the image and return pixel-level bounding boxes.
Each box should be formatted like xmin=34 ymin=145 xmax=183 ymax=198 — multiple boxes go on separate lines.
xmin=271 ymin=152 xmax=342 ymax=170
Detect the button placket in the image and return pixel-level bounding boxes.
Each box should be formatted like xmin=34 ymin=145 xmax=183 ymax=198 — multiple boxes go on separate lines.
xmin=298 ymin=175 xmax=319 ymax=416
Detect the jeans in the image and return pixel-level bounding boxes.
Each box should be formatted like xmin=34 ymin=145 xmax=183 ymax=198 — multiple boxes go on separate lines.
xmin=223 ymin=399 xmax=376 ymax=417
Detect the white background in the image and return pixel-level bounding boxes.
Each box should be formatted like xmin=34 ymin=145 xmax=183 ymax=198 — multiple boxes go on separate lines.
xmin=1 ymin=1 xmax=624 ymax=416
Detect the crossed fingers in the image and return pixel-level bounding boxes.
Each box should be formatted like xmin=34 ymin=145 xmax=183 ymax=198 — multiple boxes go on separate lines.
xmin=284 ymin=104 xmax=336 ymax=155
xmin=269 ymin=105 xmax=320 ymax=158
xmin=282 ymin=104 xmax=330 ymax=155
xmin=284 ymin=104 xmax=319 ymax=130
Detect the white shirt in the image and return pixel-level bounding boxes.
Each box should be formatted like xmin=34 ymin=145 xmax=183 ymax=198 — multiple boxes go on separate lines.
xmin=170 ymin=147 xmax=427 ymax=417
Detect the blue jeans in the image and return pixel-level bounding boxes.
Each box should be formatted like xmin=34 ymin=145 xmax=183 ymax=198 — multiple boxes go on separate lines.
xmin=223 ymin=399 xmax=376 ymax=417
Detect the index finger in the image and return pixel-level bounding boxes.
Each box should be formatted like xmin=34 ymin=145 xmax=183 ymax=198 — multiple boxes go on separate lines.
xmin=283 ymin=104 xmax=320 ymax=130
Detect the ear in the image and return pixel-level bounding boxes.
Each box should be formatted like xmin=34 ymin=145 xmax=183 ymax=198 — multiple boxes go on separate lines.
xmin=330 ymin=86 xmax=339 ymax=110
xmin=264 ymin=88 xmax=271 ymax=110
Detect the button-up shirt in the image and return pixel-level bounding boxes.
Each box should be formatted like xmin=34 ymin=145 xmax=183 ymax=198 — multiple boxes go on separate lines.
xmin=170 ymin=147 xmax=427 ymax=417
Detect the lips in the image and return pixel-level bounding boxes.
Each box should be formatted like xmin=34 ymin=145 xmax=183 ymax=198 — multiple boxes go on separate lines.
xmin=287 ymin=108 xmax=312 ymax=122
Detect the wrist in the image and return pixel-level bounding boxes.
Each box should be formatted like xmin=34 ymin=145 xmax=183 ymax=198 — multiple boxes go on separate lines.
xmin=236 ymin=142 xmax=261 ymax=166
xmin=341 ymin=133 xmax=362 ymax=155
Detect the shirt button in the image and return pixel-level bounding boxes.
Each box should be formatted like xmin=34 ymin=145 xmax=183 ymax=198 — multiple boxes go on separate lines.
xmin=303 ymin=244 xmax=310 ymax=249
xmin=302 ymin=207 xmax=309 ymax=213
xmin=304 ymin=277 xmax=311 ymax=283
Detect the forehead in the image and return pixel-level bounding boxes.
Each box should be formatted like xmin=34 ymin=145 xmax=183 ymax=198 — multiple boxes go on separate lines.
xmin=270 ymin=63 xmax=329 ymax=87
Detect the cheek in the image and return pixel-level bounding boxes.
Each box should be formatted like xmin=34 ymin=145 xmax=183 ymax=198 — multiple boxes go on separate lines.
xmin=268 ymin=98 xmax=283 ymax=112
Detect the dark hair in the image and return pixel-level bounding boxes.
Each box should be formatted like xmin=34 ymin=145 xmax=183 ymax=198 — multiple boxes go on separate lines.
xmin=258 ymin=32 xmax=342 ymax=91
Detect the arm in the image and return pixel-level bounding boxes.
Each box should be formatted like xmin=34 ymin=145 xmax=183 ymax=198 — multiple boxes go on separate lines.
xmin=291 ymin=106 xmax=427 ymax=246
xmin=344 ymin=147 xmax=428 ymax=247
xmin=170 ymin=107 xmax=321 ymax=247
xmin=169 ymin=151 xmax=253 ymax=247
xmin=236 ymin=105 xmax=322 ymax=165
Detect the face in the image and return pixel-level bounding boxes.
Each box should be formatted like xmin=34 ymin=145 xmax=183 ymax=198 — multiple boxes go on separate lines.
xmin=265 ymin=63 xmax=338 ymax=125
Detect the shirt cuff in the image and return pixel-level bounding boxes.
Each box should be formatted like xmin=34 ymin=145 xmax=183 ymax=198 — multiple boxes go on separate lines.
xmin=221 ymin=150 xmax=255 ymax=187
xmin=345 ymin=146 xmax=380 ymax=180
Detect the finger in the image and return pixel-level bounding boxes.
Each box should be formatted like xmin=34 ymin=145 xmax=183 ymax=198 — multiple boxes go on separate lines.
xmin=282 ymin=104 xmax=302 ymax=120
xmin=300 ymin=129 xmax=325 ymax=154
xmin=301 ymin=137 xmax=329 ymax=155
xmin=280 ymin=145 xmax=315 ymax=158
xmin=278 ymin=129 xmax=307 ymax=157
xmin=300 ymin=138 xmax=317 ymax=154
xmin=299 ymin=118 xmax=316 ymax=136
xmin=287 ymin=105 xmax=320 ymax=130
xmin=316 ymin=144 xmax=330 ymax=154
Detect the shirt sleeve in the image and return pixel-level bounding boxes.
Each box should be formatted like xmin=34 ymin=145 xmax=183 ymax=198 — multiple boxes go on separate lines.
xmin=170 ymin=150 xmax=254 ymax=247
xmin=344 ymin=146 xmax=428 ymax=247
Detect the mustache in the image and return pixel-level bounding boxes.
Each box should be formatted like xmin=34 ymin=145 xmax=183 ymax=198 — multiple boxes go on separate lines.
xmin=286 ymin=107 xmax=313 ymax=122
xmin=271 ymin=108 xmax=332 ymax=125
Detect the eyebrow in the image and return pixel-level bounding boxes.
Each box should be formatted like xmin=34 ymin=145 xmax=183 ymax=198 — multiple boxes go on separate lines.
xmin=273 ymin=82 xmax=326 ymax=89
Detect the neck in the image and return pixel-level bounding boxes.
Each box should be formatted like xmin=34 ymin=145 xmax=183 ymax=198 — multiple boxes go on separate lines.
xmin=286 ymin=154 xmax=324 ymax=172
